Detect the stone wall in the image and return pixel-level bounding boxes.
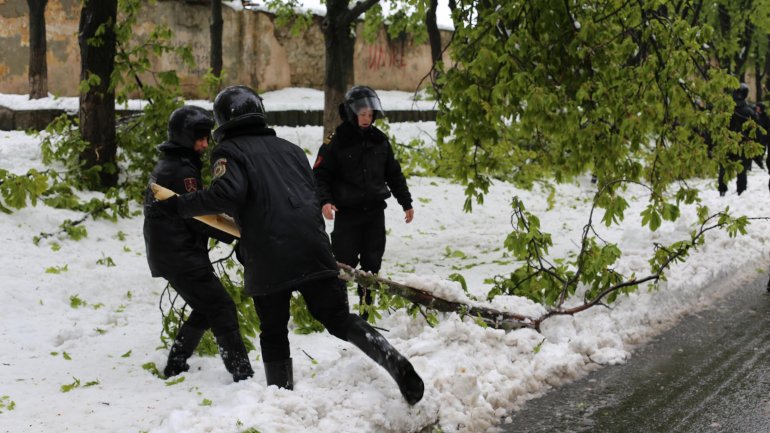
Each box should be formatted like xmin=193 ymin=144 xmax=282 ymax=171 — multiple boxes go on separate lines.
xmin=0 ymin=0 xmax=452 ymax=98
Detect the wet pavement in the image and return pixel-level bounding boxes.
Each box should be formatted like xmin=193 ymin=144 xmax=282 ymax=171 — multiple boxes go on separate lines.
xmin=503 ymin=272 xmax=770 ymax=433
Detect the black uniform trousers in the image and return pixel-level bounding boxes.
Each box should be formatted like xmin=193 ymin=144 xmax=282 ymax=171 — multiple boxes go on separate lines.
xmin=166 ymin=267 xmax=240 ymax=337
xmin=252 ymin=277 xmax=353 ymax=362
xmin=331 ymin=207 xmax=386 ymax=274
xmin=718 ymin=157 xmax=751 ymax=195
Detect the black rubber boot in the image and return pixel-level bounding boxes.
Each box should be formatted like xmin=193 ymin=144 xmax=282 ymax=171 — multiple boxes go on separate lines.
xmin=346 ymin=316 xmax=424 ymax=405
xmin=164 ymin=323 xmax=205 ymax=378
xmin=264 ymin=358 xmax=293 ymax=389
xmin=215 ymin=331 xmax=254 ymax=382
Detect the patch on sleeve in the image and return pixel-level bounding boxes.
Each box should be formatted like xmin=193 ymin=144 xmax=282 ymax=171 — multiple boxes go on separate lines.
xmin=313 ymin=155 xmax=323 ymax=169
xmin=183 ymin=177 xmax=198 ymax=192
xmin=212 ymin=158 xmax=228 ymax=179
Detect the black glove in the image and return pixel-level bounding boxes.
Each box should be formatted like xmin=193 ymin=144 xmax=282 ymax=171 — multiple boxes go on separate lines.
xmin=234 ymin=241 xmax=244 ymax=264
xmin=152 ymin=195 xmax=180 ymax=218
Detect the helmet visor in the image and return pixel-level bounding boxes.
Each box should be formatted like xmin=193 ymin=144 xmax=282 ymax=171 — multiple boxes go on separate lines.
xmin=348 ymin=96 xmax=383 ymax=116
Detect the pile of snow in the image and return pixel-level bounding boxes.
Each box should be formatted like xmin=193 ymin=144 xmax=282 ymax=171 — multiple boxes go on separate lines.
xmin=2 ymin=90 xmax=770 ymax=433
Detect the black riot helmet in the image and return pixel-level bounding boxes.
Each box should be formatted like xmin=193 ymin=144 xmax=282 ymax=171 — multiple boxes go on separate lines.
xmin=733 ymin=83 xmax=749 ymax=103
xmin=213 ymin=85 xmax=268 ymax=129
xmin=343 ymin=86 xmax=384 ymax=123
xmin=167 ymin=105 xmax=214 ymax=149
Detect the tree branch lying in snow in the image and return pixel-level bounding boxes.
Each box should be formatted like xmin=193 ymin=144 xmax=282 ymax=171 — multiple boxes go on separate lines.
xmin=339 ymin=206 xmax=763 ymax=332
xmin=336 ymin=261 xmax=532 ymax=330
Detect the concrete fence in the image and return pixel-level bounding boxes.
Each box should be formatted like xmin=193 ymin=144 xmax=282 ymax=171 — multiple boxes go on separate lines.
xmin=0 ymin=106 xmax=437 ymax=131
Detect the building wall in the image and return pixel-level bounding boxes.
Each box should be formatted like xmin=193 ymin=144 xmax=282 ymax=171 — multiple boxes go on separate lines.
xmin=0 ymin=0 xmax=452 ymax=98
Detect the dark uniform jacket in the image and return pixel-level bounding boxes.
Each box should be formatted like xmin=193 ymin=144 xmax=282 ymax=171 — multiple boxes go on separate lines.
xmin=143 ymin=142 xmax=233 ymax=278
xmin=313 ymin=121 xmax=412 ymax=212
xmin=175 ymin=123 xmax=339 ymax=296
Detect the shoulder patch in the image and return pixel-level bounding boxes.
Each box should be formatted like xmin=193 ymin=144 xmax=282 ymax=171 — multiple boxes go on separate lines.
xmin=183 ymin=177 xmax=198 ymax=192
xmin=212 ymin=158 xmax=228 ymax=179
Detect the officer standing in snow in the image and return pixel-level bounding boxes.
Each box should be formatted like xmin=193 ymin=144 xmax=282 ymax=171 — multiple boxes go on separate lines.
xmin=151 ymin=85 xmax=424 ymax=405
xmin=312 ymin=86 xmax=414 ymax=319
xmin=143 ymin=105 xmax=254 ymax=382
xmin=718 ymin=83 xmax=757 ymax=196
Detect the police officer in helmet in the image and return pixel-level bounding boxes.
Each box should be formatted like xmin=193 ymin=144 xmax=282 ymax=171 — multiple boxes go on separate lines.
xmin=152 ymin=86 xmax=424 ymax=405
xmin=143 ymin=105 xmax=254 ymax=382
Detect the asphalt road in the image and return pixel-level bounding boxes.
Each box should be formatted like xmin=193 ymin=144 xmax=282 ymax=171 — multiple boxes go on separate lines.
xmin=503 ymin=272 xmax=770 ymax=433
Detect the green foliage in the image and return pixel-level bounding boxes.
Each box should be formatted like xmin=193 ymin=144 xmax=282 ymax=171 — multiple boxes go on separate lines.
xmin=96 ymin=255 xmax=116 ymax=267
xmin=160 ymin=253 xmax=260 ymax=355
xmin=264 ymin=0 xmax=314 ymax=36
xmin=378 ymin=119 xmax=441 ymax=177
xmin=60 ymin=377 xmax=97 ymax=393
xmin=69 ymin=295 xmax=86 ymax=308
xmin=45 ymin=264 xmax=68 ymax=274
xmin=432 ymin=1 xmax=770 ymax=314
xmin=0 ymin=395 xmax=16 ymax=413
xmin=200 ymin=69 xmax=227 ymax=101
xmin=362 ymin=0 xmax=430 ymax=44
xmin=6 ymin=0 xmax=193 ymax=244
xmin=290 ymin=292 xmax=326 ymax=334
xmin=0 ymin=168 xmax=50 ymax=213
xmin=142 ymin=362 xmax=162 ymax=378
xmin=165 ymin=376 xmax=185 ymax=386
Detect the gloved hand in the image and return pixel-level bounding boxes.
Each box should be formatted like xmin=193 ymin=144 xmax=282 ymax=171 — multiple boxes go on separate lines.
xmin=151 ymin=195 xmax=180 ymax=218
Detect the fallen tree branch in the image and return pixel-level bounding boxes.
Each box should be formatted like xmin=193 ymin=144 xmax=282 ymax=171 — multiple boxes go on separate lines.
xmin=336 ymin=262 xmax=531 ymax=330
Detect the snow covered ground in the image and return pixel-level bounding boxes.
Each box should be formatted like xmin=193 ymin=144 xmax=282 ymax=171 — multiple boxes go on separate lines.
xmin=2 ymin=91 xmax=770 ymax=433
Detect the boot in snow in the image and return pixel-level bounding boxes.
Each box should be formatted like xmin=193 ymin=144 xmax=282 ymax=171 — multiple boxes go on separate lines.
xmin=346 ymin=316 xmax=424 ymax=405
xmin=264 ymin=358 xmax=293 ymax=389
xmin=164 ymin=323 xmax=205 ymax=378
xmin=215 ymin=331 xmax=254 ymax=382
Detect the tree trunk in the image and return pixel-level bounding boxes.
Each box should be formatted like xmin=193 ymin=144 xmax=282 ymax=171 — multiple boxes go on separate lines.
xmin=322 ymin=0 xmax=358 ymax=138
xmin=755 ymin=42 xmax=764 ymax=102
xmin=426 ymin=0 xmax=442 ymax=85
xmin=78 ymin=0 xmax=118 ymax=190
xmin=765 ymin=34 xmax=770 ymax=101
xmin=27 ymin=0 xmax=49 ymax=99
xmin=717 ymin=4 xmax=731 ymax=72
xmin=210 ymin=0 xmax=223 ymax=80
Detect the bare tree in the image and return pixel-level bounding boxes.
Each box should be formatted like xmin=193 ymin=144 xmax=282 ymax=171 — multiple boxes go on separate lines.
xmin=78 ymin=0 xmax=118 ymax=189
xmin=27 ymin=0 xmax=49 ymax=99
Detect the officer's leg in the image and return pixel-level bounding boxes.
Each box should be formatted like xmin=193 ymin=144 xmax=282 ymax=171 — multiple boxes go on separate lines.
xmin=252 ymin=289 xmax=293 ymax=388
xmin=718 ymin=163 xmax=728 ymax=196
xmin=162 ymin=309 xmax=207 ymax=378
xmin=167 ymin=269 xmax=252 ymax=381
xmin=358 ymin=209 xmax=387 ymax=319
xmin=331 ymin=211 xmax=364 ymax=313
xmin=737 ymin=158 xmax=750 ymax=195
xmin=300 ymin=277 xmax=424 ymax=405
xmin=331 ymin=211 xmax=363 ymax=268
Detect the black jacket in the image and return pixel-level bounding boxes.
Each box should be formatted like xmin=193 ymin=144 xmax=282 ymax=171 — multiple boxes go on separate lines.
xmin=313 ymin=122 xmax=412 ymax=212
xmin=143 ymin=142 xmax=234 ymax=278
xmin=175 ymin=122 xmax=339 ymax=296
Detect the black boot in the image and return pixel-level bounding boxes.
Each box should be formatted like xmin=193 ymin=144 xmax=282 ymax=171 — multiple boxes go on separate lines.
xmin=164 ymin=323 xmax=205 ymax=378
xmin=346 ymin=316 xmax=424 ymax=405
xmin=215 ymin=331 xmax=254 ymax=382
xmin=264 ymin=358 xmax=293 ymax=389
